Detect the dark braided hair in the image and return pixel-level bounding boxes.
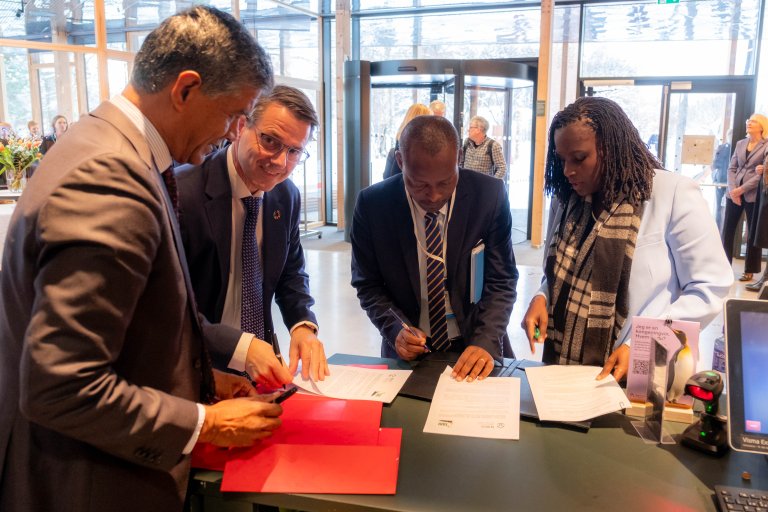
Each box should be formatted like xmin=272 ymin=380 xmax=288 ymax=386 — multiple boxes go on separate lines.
xmin=545 ymin=96 xmax=659 ymax=208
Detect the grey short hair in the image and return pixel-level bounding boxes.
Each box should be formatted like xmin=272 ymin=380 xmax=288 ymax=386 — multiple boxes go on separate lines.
xmin=247 ymin=85 xmax=319 ymax=136
xmin=131 ymin=6 xmax=273 ymax=97
xmin=399 ymin=116 xmax=459 ymax=157
xmin=470 ymin=115 xmax=489 ymax=134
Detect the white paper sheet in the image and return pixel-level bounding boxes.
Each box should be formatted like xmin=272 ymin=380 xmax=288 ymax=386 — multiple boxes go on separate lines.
xmin=423 ymin=367 xmax=520 ymax=440
xmin=525 ymin=365 xmax=630 ymax=422
xmin=292 ymin=364 xmax=411 ymax=403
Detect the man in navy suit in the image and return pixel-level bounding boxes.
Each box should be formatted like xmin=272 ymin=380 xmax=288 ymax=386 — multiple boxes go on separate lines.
xmin=176 ymin=85 xmax=328 ymax=383
xmin=350 ymin=115 xmax=518 ymax=382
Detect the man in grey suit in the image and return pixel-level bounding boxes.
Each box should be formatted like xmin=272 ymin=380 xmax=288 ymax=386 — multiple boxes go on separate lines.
xmin=0 ymin=7 xmax=284 ymax=512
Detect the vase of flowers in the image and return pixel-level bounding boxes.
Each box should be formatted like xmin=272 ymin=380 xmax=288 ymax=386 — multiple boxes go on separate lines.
xmin=0 ymin=136 xmax=42 ymax=193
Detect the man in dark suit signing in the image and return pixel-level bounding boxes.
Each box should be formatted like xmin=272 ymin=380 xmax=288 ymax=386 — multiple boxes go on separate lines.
xmin=0 ymin=7 xmax=285 ymax=512
xmin=350 ymin=115 xmax=518 ymax=382
xmin=176 ymin=85 xmax=329 ymax=383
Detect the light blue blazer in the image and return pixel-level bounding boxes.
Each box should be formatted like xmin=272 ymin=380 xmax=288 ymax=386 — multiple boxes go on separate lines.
xmin=540 ymin=171 xmax=734 ymax=348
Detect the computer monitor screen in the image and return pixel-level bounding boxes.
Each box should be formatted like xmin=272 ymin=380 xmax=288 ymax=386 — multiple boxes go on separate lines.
xmin=725 ymin=298 xmax=768 ymax=454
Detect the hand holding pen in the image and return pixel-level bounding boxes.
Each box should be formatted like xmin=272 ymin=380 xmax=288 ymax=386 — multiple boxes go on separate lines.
xmin=521 ymin=295 xmax=548 ymax=354
xmin=244 ymin=335 xmax=293 ymax=389
xmin=388 ymin=308 xmax=431 ymax=361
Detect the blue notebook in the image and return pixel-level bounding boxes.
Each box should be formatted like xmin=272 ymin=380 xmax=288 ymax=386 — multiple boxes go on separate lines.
xmin=470 ymin=243 xmax=484 ymax=303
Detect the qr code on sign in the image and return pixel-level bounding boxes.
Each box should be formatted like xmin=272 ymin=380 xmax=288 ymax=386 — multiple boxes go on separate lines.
xmin=632 ymin=360 xmax=649 ymax=375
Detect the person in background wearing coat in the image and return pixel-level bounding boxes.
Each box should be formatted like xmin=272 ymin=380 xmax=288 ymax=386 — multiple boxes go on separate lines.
xmin=521 ymin=97 xmax=732 ymax=381
xmin=721 ymin=113 xmax=768 ymax=282
xmin=382 ymin=103 xmax=431 ymax=179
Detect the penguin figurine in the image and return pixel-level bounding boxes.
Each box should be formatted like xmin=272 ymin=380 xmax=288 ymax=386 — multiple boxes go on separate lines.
xmin=666 ymin=328 xmax=696 ymax=403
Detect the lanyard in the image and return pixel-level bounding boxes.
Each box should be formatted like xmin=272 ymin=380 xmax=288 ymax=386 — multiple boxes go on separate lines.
xmin=404 ymin=181 xmax=457 ymax=266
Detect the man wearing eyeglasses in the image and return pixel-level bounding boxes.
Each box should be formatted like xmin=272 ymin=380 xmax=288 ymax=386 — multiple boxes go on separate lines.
xmin=176 ymin=85 xmax=329 ymax=386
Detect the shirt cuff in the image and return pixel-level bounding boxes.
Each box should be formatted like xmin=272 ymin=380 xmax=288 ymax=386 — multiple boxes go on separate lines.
xmin=182 ymin=403 xmax=206 ymax=454
xmin=290 ymin=321 xmax=318 ymax=335
xmin=227 ymin=332 xmax=255 ymax=373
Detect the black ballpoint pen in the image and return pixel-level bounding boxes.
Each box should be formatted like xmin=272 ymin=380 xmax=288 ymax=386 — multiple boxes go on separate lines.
xmin=270 ymin=331 xmax=285 ymax=366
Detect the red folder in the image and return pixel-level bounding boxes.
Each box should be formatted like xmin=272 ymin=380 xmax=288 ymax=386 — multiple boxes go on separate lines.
xmin=192 ymin=395 xmax=387 ymax=471
xmin=220 ymin=428 xmax=401 ymax=494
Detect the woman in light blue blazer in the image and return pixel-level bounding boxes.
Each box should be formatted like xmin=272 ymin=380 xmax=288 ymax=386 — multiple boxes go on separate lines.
xmin=521 ymin=97 xmax=733 ymax=381
xmin=721 ymin=113 xmax=768 ymax=281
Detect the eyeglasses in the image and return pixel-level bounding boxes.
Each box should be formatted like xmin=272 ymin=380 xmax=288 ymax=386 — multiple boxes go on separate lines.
xmin=254 ymin=130 xmax=310 ymax=164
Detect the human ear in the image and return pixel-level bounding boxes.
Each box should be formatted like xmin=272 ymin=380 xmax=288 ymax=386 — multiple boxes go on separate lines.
xmin=169 ymin=70 xmax=203 ymax=110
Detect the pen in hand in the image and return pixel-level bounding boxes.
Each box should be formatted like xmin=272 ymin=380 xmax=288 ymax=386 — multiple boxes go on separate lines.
xmin=270 ymin=332 xmax=286 ymax=367
xmin=387 ymin=308 xmax=430 ymax=352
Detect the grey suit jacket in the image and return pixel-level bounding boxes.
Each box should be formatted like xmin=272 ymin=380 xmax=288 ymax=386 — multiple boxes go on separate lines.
xmin=0 ymin=101 xmax=239 ymax=512
xmin=727 ymin=137 xmax=768 ymax=203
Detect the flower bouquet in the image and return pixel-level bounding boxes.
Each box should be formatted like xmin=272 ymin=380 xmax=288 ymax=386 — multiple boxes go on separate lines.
xmin=0 ymin=136 xmax=42 ymax=193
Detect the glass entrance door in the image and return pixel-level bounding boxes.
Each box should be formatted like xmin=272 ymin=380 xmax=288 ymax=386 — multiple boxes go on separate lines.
xmin=582 ymin=78 xmax=753 ymax=225
xmin=664 ymin=91 xmax=736 ymax=223
xmin=463 ymin=75 xmax=533 ymax=241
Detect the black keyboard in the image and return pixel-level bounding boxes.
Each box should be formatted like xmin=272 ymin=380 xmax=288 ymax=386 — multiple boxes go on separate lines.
xmin=715 ymin=485 xmax=768 ymax=511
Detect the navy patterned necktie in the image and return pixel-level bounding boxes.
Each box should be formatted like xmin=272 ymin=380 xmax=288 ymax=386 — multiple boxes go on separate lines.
xmin=424 ymin=212 xmax=450 ymax=351
xmin=241 ymin=196 xmax=265 ymax=340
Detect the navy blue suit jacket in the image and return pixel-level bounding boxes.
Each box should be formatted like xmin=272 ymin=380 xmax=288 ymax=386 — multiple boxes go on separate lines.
xmin=175 ymin=148 xmax=316 ymax=369
xmin=350 ymin=169 xmax=518 ymax=361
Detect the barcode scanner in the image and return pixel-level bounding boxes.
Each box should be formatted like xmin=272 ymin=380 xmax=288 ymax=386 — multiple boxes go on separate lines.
xmin=681 ymin=370 xmax=729 ymax=456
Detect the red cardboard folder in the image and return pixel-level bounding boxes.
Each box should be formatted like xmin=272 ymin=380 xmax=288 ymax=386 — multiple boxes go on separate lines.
xmin=220 ymin=428 xmax=402 ymax=494
xmin=192 ymin=395 xmax=386 ymax=471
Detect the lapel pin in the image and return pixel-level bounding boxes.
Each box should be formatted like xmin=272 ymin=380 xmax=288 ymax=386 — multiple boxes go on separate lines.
xmin=273 ymin=210 xmax=281 ymax=220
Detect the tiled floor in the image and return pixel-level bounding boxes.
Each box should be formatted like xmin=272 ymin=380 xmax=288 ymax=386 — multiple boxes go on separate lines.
xmin=274 ymin=226 xmax=751 ymax=371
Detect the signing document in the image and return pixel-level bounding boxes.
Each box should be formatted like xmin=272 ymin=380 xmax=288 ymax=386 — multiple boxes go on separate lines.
xmin=293 ymin=364 xmax=411 ymax=403
xmin=525 ymin=365 xmax=629 ymax=422
xmin=424 ymin=367 xmax=520 ymax=440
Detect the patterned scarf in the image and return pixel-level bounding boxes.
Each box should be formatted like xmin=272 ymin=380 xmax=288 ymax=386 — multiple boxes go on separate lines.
xmin=544 ymin=194 xmax=643 ymax=366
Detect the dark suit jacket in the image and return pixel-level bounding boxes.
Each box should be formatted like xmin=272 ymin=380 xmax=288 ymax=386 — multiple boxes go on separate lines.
xmin=727 ymin=137 xmax=768 ymax=203
xmin=350 ymin=169 xmax=518 ymax=360
xmin=175 ymin=148 xmax=316 ymax=369
xmin=0 ymin=101 xmax=239 ymax=511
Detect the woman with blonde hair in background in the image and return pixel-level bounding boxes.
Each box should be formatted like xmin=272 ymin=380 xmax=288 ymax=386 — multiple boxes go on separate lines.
xmin=383 ymin=103 xmax=432 ymax=179
xmin=721 ymin=113 xmax=768 ymax=282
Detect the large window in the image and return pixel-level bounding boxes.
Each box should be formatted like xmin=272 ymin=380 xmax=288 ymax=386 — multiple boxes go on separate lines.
xmin=581 ymin=1 xmax=761 ymax=78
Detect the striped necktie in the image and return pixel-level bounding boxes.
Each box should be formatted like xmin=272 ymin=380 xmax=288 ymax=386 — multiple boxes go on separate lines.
xmin=425 ymin=211 xmax=450 ymax=351
xmin=241 ymin=196 xmax=265 ymax=340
